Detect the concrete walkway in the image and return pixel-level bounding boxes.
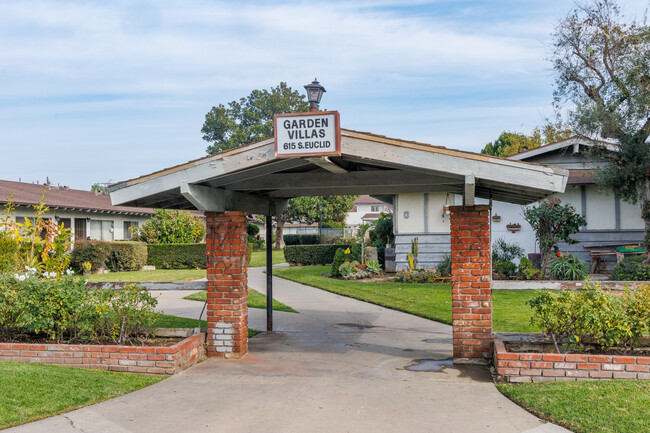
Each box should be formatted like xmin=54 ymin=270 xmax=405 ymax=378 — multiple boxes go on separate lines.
xmin=8 ymin=267 xmax=571 ymax=433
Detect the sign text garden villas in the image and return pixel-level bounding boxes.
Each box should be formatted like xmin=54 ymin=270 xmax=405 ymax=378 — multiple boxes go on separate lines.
xmin=274 ymin=111 xmax=341 ymax=157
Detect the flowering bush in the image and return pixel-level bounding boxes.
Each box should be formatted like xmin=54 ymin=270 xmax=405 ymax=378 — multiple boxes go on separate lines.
xmin=0 ymin=273 xmax=157 ymax=344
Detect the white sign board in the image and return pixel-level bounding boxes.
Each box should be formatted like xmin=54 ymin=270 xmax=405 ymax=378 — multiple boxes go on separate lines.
xmin=274 ymin=111 xmax=341 ymax=157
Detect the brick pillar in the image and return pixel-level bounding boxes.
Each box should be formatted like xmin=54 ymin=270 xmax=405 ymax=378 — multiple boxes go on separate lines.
xmin=449 ymin=205 xmax=492 ymax=364
xmin=205 ymin=211 xmax=248 ymax=358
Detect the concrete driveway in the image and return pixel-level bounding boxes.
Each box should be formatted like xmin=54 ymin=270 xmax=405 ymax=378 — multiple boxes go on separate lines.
xmin=7 ymin=267 xmax=570 ymax=433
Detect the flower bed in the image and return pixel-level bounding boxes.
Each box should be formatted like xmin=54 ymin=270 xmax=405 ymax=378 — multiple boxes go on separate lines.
xmin=494 ymin=337 xmax=650 ymax=383
xmin=0 ymin=333 xmax=205 ymax=375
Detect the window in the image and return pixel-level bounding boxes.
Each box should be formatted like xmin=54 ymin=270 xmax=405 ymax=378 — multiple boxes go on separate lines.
xmin=123 ymin=221 xmax=138 ymax=240
xmin=371 ymin=205 xmax=382 ymax=212
xmin=74 ymin=218 xmax=87 ymax=240
xmin=89 ymin=220 xmax=114 ymax=241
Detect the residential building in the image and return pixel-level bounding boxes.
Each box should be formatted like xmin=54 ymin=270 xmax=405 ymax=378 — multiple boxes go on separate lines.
xmin=391 ymin=137 xmax=644 ymax=271
xmin=346 ymin=195 xmax=392 ymax=226
xmin=0 ymin=179 xmax=154 ymax=241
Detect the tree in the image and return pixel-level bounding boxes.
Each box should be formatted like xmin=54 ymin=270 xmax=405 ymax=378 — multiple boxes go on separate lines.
xmin=90 ymin=183 xmax=109 ymax=194
xmin=272 ymin=196 xmax=358 ymax=249
xmin=203 ymin=83 xmax=311 ymax=249
xmin=482 ymin=132 xmax=542 ymax=157
xmin=551 ymin=0 xmax=650 ymax=252
xmin=202 ymin=82 xmax=309 ymax=154
xmin=481 ymin=124 xmax=572 ymax=157
xmin=285 ymin=196 xmax=357 ymax=225
xmin=523 ymin=198 xmax=587 ymax=276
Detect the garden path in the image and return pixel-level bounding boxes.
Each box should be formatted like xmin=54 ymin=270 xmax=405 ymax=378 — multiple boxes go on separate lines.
xmin=6 ymin=267 xmax=571 ymax=433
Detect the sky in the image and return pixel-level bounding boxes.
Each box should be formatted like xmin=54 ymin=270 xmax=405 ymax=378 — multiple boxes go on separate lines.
xmin=0 ymin=0 xmax=648 ymax=191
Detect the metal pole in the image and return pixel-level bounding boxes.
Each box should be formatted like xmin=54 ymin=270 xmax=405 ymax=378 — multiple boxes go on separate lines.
xmin=266 ymin=215 xmax=273 ymax=332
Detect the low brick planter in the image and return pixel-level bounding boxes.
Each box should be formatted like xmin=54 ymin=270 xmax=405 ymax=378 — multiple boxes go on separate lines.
xmin=494 ymin=338 xmax=650 ymax=383
xmin=0 ymin=333 xmax=206 ymax=375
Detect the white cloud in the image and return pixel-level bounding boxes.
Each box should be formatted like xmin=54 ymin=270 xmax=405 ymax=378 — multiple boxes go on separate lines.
xmin=0 ymin=0 xmax=592 ymax=189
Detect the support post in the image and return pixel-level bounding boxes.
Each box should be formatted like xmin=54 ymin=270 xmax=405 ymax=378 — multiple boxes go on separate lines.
xmin=449 ymin=205 xmax=492 ymax=364
xmin=266 ymin=215 xmax=273 ymax=332
xmin=205 ymin=211 xmax=248 ymax=358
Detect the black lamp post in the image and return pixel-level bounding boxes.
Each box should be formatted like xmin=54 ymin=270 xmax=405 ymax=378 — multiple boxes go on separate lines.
xmin=304 ymin=79 xmax=326 ymax=112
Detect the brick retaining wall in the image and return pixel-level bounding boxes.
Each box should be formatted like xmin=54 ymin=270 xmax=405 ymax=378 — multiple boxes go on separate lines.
xmin=494 ymin=338 xmax=650 ymax=382
xmin=0 ymin=333 xmax=205 ymax=375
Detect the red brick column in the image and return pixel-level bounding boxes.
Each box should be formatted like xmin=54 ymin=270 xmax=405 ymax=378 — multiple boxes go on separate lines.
xmin=449 ymin=205 xmax=492 ymax=364
xmin=205 ymin=211 xmax=248 ymax=358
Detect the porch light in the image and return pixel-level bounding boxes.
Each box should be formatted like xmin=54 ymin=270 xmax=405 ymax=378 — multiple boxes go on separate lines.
xmin=304 ymin=79 xmax=326 ymax=112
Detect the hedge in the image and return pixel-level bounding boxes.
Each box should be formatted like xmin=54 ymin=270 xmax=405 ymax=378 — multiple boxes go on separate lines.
xmin=284 ymin=244 xmax=360 ymax=266
xmin=71 ymin=241 xmax=147 ymax=272
xmin=147 ymin=243 xmax=254 ymax=269
xmin=106 ymin=242 xmax=147 ymax=272
xmin=147 ymin=243 xmax=206 ymax=269
xmin=283 ymin=234 xmax=322 ymax=246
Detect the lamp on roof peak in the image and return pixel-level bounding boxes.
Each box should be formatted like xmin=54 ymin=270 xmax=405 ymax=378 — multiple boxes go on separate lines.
xmin=304 ymin=78 xmax=326 ymax=113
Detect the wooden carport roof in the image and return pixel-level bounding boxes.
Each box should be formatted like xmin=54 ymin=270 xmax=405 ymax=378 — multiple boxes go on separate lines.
xmin=109 ymin=129 xmax=569 ymax=214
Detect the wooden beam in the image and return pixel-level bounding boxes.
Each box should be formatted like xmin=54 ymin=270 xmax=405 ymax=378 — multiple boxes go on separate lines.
xmin=464 ymin=175 xmax=475 ymax=206
xmin=306 ymin=156 xmax=347 ymax=174
xmin=204 ymin=158 xmax=310 ymax=188
xmin=268 ymin=184 xmax=463 ymax=198
xmin=223 ymin=170 xmax=460 ymax=191
xmin=180 ymin=183 xmax=287 ymax=216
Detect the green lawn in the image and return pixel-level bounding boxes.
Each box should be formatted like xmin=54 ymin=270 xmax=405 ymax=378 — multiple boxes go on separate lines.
xmin=84 ymin=250 xmax=284 ymax=282
xmin=184 ymin=288 xmax=297 ymax=313
xmin=0 ymin=362 xmax=163 ymax=429
xmin=497 ymin=381 xmax=650 ymax=433
xmin=86 ymin=269 xmax=206 ymax=282
xmin=249 ymin=249 xmax=286 ymax=267
xmin=272 ymin=265 xmax=540 ymax=332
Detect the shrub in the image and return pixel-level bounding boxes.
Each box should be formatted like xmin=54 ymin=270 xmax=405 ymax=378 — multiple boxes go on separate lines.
xmin=0 ymin=274 xmax=158 ymax=344
xmin=93 ymin=284 xmax=157 ymax=345
xmin=0 ymin=230 xmax=18 ymax=274
xmin=71 ymin=240 xmax=112 ymax=272
xmin=247 ymin=243 xmax=253 ymax=266
xmin=493 ymin=260 xmax=517 ymax=279
xmin=147 ymin=243 xmax=206 ymax=269
xmin=518 ymin=257 xmax=542 ymax=280
xmin=106 ymin=241 xmax=147 ymax=272
xmin=283 ymin=234 xmax=322 ymax=246
xmin=492 ymin=238 xmax=524 ymax=263
xmin=549 ymin=254 xmax=588 ymax=280
xmin=247 ymin=223 xmax=260 ymax=237
xmin=132 ymin=209 xmax=205 ymax=244
xmin=611 ymin=255 xmax=650 ymax=281
xmin=366 ymin=260 xmax=382 ymax=274
xmin=331 ymin=248 xmax=346 ymax=277
xmin=436 ymin=254 xmax=451 ymax=277
xmin=527 ymin=281 xmax=650 ymax=353
xmin=371 ymin=213 xmax=395 ymax=247
xmin=284 ymin=244 xmax=354 ymax=266
xmin=335 ymin=237 xmax=356 ymax=245
xmin=396 ymin=269 xmax=443 ymax=283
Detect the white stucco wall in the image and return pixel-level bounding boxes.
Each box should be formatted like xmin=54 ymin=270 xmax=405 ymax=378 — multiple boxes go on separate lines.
xmin=396 ymin=193 xmax=425 ymax=233
xmin=8 ymin=207 xmax=151 ymax=241
xmin=585 ymin=185 xmax=616 ymax=230
xmin=427 ymin=193 xmax=451 ymax=233
xmin=620 ymin=199 xmax=645 ymax=230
